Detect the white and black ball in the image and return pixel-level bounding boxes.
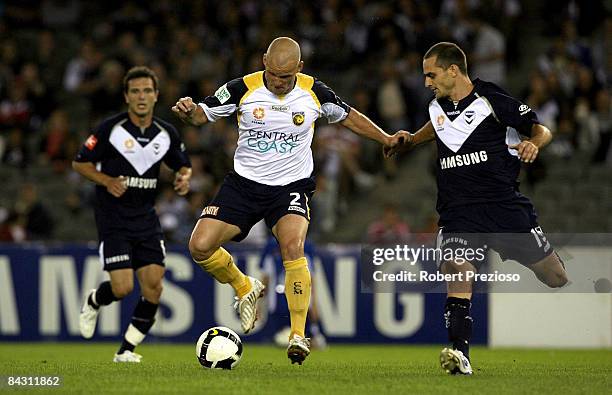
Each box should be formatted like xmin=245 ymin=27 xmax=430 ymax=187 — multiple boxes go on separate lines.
xmin=195 ymin=326 xmax=243 ymax=370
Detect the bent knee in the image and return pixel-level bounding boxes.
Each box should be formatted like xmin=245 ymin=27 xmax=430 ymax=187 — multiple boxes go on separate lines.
xmin=544 ymin=272 xmax=569 ymax=288
xmin=442 ymin=260 xmax=475 ymax=274
xmin=279 ymin=238 xmax=304 ymax=261
xmin=111 ymin=282 xmax=133 ymax=299
xmin=143 ymin=283 xmax=163 ymax=303
xmin=188 ymin=236 xmax=219 ymax=262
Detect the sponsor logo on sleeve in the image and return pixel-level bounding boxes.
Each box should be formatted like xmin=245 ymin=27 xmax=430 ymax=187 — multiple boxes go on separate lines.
xmin=214 ymin=84 xmax=231 ymax=104
xmin=84 ymin=135 xmax=98 ymax=150
xmin=519 ymin=104 xmax=531 ymax=115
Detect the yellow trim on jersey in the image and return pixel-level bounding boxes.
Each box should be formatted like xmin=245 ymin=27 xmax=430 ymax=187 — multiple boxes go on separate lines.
xmin=304 ymin=193 xmax=311 ymax=221
xmin=240 ymin=71 xmax=265 ymax=105
xmin=296 ymin=73 xmax=321 ymax=109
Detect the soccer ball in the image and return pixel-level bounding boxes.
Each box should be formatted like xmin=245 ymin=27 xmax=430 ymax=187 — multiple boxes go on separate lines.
xmin=195 ymin=326 xmax=243 ymax=370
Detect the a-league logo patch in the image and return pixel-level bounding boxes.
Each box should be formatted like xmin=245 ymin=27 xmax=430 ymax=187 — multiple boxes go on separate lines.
xmin=84 ymin=135 xmax=98 ymax=150
xmin=292 ymin=112 xmax=305 ymax=126
xmin=253 ymin=107 xmax=265 ymax=120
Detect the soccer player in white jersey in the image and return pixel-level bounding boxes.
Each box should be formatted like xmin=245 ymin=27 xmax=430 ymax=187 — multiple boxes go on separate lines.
xmin=386 ymin=42 xmax=568 ymax=375
xmin=173 ymin=37 xmax=404 ymax=365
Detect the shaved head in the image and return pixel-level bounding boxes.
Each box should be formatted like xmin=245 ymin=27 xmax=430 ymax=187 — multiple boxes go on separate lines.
xmin=263 ymin=37 xmax=303 ymax=95
xmin=265 ymin=37 xmax=301 ymax=69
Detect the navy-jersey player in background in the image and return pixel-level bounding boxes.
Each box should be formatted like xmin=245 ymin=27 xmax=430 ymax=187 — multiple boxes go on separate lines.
xmin=73 ymin=66 xmax=192 ymax=363
xmin=386 ymin=42 xmax=568 ymax=375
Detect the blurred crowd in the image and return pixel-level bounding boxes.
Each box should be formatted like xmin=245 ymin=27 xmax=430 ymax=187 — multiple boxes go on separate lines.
xmin=0 ymin=0 xmax=609 ymax=243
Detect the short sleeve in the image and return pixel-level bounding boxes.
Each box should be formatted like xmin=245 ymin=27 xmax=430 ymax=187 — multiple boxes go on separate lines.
xmin=312 ymin=80 xmax=351 ymax=123
xmin=74 ymin=123 xmax=111 ymax=163
xmin=198 ymin=77 xmax=248 ymax=122
xmin=160 ymin=123 xmax=191 ymax=171
xmin=488 ymin=93 xmax=539 ymax=137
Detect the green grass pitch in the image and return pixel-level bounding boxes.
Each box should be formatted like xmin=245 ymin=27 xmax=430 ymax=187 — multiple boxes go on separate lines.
xmin=0 ymin=343 xmax=610 ymax=394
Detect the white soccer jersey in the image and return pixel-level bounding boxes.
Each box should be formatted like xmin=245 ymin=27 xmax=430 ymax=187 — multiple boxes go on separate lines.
xmin=198 ymin=71 xmax=350 ymax=185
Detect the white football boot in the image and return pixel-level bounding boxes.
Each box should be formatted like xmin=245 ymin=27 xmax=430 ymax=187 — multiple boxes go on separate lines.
xmin=287 ymin=335 xmax=311 ymax=365
xmin=233 ymin=277 xmax=265 ymax=333
xmin=79 ymin=289 xmax=100 ymax=339
xmin=440 ymin=347 xmax=473 ymax=375
xmin=113 ymin=350 xmax=142 ymax=363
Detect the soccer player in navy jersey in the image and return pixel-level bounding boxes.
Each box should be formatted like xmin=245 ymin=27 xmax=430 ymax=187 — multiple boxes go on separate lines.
xmin=386 ymin=42 xmax=568 ymax=375
xmin=173 ymin=37 xmax=403 ymax=364
xmin=73 ymin=66 xmax=192 ymax=362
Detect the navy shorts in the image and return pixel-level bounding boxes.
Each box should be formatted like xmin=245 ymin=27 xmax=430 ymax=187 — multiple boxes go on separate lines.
xmin=99 ymin=233 xmax=166 ymax=271
xmin=437 ymin=200 xmax=554 ymax=267
xmin=200 ymin=171 xmax=316 ymax=242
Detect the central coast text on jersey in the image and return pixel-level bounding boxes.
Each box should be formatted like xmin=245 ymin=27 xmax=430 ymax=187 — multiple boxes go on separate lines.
xmin=429 ymin=79 xmax=540 ymax=212
xmin=245 ymin=130 xmax=303 ymax=154
xmin=198 ymin=71 xmax=350 ymax=186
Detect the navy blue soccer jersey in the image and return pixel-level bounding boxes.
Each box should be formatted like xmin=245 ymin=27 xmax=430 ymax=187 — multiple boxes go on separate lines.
xmin=429 ymin=79 xmax=539 ymax=215
xmin=75 ymin=113 xmax=190 ymax=234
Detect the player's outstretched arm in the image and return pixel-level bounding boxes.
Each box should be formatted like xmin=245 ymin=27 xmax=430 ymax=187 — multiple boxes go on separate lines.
xmin=72 ymin=161 xmax=127 ymax=197
xmin=340 ymin=107 xmax=392 ymax=146
xmin=172 ymin=97 xmax=208 ymax=126
xmin=508 ymin=123 xmax=552 ymax=163
xmin=384 ymin=121 xmax=435 ymax=157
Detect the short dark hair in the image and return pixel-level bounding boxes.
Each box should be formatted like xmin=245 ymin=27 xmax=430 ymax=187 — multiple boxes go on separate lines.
xmin=123 ymin=66 xmax=159 ymax=93
xmin=424 ymin=42 xmax=468 ymax=75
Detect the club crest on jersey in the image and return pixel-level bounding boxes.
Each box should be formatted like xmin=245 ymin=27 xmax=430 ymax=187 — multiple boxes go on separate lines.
xmin=436 ymin=115 xmax=445 ymax=126
xmin=253 ymin=107 xmax=265 ymax=120
xmin=292 ymin=112 xmax=305 ymax=126
xmin=124 ymin=139 xmax=135 ymax=149
xmin=464 ymin=110 xmax=475 ymax=125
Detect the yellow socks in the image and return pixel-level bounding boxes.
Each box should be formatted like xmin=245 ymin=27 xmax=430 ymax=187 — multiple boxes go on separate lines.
xmin=283 ymin=257 xmax=311 ymax=338
xmin=195 ymin=247 xmax=251 ymax=298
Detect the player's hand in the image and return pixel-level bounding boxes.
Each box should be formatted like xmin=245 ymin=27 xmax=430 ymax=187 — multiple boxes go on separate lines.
xmin=509 ymin=141 xmax=539 ymax=163
xmin=384 ymin=130 xmax=413 ymax=158
xmin=106 ymin=176 xmax=128 ymax=198
xmin=173 ymin=172 xmax=190 ymax=196
xmin=172 ymin=97 xmax=198 ymax=121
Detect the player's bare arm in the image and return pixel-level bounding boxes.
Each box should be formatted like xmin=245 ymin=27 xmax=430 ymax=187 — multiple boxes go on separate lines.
xmin=172 ymin=97 xmax=208 ymax=126
xmin=173 ymin=166 xmax=192 ymax=196
xmin=384 ymin=121 xmax=435 ymax=157
xmin=72 ymin=161 xmax=127 ymax=198
xmin=340 ymin=107 xmax=393 ymax=146
xmin=508 ymin=123 xmax=552 ymax=163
